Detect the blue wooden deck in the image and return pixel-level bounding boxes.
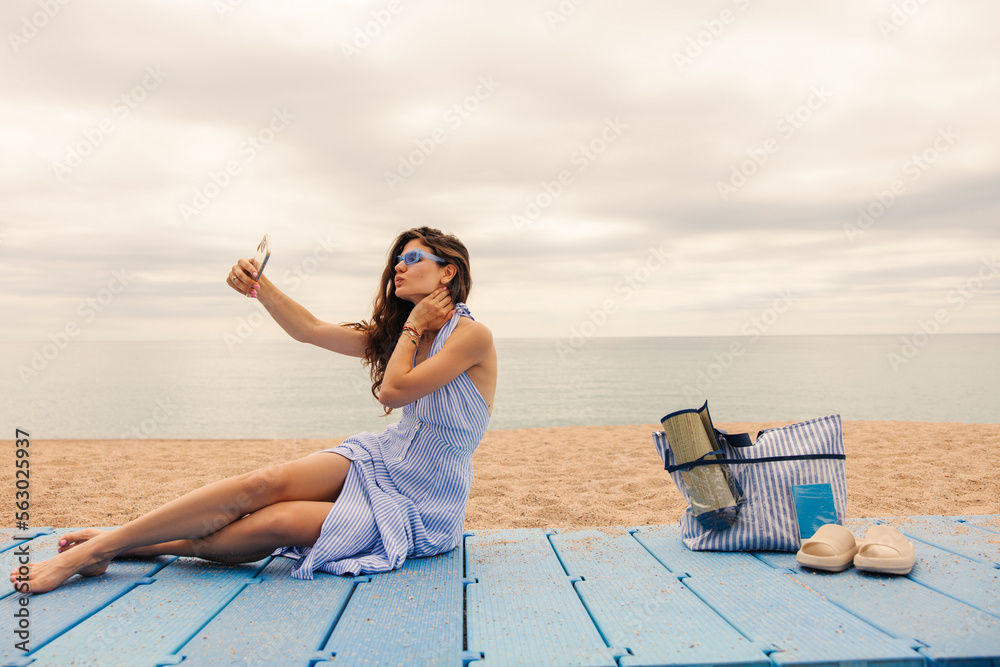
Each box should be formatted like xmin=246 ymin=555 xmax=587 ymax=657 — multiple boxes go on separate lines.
xmin=2 ymin=515 xmax=998 ymax=666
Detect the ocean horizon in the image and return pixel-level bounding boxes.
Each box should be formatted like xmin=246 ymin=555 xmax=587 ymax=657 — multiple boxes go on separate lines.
xmin=3 ymin=334 xmax=997 ymax=439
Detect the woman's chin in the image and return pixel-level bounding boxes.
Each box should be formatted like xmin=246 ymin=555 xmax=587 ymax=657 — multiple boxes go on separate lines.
xmin=394 ymin=289 xmax=422 ymax=304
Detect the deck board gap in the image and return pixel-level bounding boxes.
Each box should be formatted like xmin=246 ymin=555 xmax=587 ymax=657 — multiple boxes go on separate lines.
xmin=162 ymin=566 xmax=266 ymax=659
xmin=316 ymin=573 xmax=370 ymax=653
xmin=896 ymin=531 xmax=994 ymax=564
xmin=781 ymin=571 xmax=923 ymax=645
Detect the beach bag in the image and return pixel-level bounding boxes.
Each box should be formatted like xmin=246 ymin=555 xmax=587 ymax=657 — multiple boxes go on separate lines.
xmin=651 ymin=401 xmax=847 ymax=552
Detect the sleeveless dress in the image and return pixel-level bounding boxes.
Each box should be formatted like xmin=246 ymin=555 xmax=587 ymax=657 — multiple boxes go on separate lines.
xmin=274 ymin=302 xmax=490 ymax=580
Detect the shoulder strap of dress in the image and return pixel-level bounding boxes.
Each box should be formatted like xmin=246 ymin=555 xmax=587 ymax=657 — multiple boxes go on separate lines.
xmin=430 ymin=302 xmax=472 ymax=355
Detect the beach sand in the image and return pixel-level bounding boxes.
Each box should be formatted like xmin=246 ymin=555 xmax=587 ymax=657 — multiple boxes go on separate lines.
xmin=6 ymin=421 xmax=998 ymax=530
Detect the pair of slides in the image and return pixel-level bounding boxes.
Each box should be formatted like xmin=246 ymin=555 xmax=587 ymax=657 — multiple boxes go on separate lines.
xmin=796 ymin=524 xmax=916 ymax=574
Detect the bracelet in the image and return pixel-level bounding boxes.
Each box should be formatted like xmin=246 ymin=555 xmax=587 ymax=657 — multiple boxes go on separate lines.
xmin=402 ymin=325 xmax=421 ymax=339
xmin=400 ymin=327 xmax=419 ymax=346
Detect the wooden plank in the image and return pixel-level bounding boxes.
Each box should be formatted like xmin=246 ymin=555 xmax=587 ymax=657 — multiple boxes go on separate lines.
xmin=549 ymin=527 xmax=771 ymax=666
xmin=315 ymin=547 xmax=465 ymax=667
xmin=875 ymin=516 xmax=1000 ymax=564
xmin=26 ymin=555 xmax=269 ymax=666
xmin=633 ymin=524 xmax=924 ymax=666
xmin=465 ymin=528 xmax=618 ymax=667
xmin=0 ymin=528 xmax=171 ymax=664
xmin=829 ymin=518 xmax=1000 ymax=619
xmin=0 ymin=528 xmax=53 ymax=555
xmin=4 ymin=517 xmax=998 ymax=665
xmin=955 ymin=515 xmax=1000 ymax=535
xmin=175 ymin=557 xmax=354 ymax=666
xmin=757 ymin=550 xmax=1000 ymax=664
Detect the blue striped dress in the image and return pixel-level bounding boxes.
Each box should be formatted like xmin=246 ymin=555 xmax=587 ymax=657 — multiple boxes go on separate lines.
xmin=275 ymin=302 xmax=490 ymax=579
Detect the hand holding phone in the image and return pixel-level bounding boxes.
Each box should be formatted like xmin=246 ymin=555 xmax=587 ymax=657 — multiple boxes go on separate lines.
xmin=253 ymin=233 xmax=271 ymax=281
xmin=232 ymin=233 xmax=270 ymax=298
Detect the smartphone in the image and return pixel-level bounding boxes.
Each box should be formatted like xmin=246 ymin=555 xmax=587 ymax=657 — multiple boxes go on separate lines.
xmin=252 ymin=233 xmax=271 ymax=281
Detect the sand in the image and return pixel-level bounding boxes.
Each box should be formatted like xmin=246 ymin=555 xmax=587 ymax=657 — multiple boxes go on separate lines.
xmin=5 ymin=421 xmax=998 ymax=530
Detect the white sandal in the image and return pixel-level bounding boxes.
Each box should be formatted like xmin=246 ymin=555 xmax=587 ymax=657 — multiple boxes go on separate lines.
xmin=796 ymin=524 xmax=858 ymax=572
xmin=853 ymin=525 xmax=916 ymax=575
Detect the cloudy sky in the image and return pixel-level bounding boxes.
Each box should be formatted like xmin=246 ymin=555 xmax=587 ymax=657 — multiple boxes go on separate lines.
xmin=2 ymin=0 xmax=998 ymax=342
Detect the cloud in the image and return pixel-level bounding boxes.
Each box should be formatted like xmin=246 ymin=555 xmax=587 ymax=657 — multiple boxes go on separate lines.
xmin=1 ymin=0 xmax=997 ymax=342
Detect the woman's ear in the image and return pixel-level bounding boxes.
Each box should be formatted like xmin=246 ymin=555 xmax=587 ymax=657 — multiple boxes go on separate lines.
xmin=442 ymin=264 xmax=457 ymax=285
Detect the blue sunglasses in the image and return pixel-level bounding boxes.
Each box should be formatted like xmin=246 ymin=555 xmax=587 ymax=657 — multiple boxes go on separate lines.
xmin=396 ymin=249 xmax=447 ymax=266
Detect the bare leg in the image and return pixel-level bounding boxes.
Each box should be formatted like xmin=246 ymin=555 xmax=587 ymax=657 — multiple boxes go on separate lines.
xmin=114 ymin=500 xmax=335 ymax=564
xmin=13 ymin=452 xmax=351 ymax=594
xmin=54 ymin=525 xmax=274 ymax=561
xmin=58 ymin=529 xmax=182 ymax=560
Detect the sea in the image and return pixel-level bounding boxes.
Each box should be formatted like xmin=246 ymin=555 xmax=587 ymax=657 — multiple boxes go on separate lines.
xmin=2 ymin=335 xmax=997 ymax=440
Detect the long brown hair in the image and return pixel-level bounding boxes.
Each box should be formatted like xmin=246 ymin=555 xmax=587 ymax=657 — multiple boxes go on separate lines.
xmin=347 ymin=227 xmax=472 ymax=412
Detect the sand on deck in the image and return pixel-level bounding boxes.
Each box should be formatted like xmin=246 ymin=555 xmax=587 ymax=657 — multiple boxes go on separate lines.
xmin=4 ymin=421 xmax=998 ymax=530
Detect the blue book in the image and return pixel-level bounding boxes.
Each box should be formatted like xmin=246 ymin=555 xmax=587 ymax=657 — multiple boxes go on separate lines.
xmin=791 ymin=483 xmax=839 ymax=540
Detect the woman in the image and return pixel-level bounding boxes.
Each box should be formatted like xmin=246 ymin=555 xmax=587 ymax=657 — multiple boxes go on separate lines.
xmin=15 ymin=227 xmax=496 ymax=594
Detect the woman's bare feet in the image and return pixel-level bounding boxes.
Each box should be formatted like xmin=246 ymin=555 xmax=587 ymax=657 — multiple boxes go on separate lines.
xmin=10 ymin=541 xmax=112 ymax=595
xmin=15 ymin=526 xmax=197 ymax=594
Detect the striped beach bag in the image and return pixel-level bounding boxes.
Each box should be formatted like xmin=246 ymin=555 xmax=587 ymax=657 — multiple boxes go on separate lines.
xmin=651 ymin=402 xmax=847 ymax=551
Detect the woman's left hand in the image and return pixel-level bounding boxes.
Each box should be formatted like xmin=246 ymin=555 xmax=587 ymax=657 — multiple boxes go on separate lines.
xmin=407 ymin=287 xmax=454 ymax=334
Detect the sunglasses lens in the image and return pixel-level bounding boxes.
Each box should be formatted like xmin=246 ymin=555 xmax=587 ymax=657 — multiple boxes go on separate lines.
xmin=406 ymin=250 xmax=421 ymax=265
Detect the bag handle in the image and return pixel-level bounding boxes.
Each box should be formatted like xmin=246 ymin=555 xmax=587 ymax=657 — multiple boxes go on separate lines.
xmin=715 ymin=430 xmax=753 ymax=448
xmin=667 ymin=452 xmax=846 ymax=473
